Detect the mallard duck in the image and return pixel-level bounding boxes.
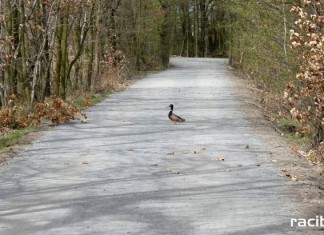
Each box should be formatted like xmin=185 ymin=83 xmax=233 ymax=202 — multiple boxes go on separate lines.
xmin=168 ymin=104 xmax=185 ymax=123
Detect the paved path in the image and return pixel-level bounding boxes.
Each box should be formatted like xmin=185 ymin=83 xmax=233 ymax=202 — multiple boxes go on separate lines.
xmin=0 ymin=58 xmax=314 ymax=234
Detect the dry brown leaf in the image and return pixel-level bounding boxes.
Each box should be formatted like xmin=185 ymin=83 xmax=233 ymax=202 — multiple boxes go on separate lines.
xmin=166 ymin=152 xmax=174 ymax=155
xmin=166 ymin=167 xmax=172 ymax=172
xmin=165 ymin=168 xmax=180 ymax=175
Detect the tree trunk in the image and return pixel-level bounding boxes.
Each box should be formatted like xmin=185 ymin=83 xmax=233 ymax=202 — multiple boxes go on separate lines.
xmin=87 ymin=4 xmax=96 ymax=91
xmin=199 ymin=0 xmax=208 ymax=57
xmin=159 ymin=0 xmax=171 ymax=68
xmin=6 ymin=2 xmax=19 ymax=95
xmin=54 ymin=15 xmax=63 ymax=97
xmin=18 ymin=0 xmax=30 ymax=104
xmin=41 ymin=1 xmax=52 ymax=100
xmin=194 ymin=0 xmax=199 ymax=57
xmin=59 ymin=4 xmax=69 ymax=100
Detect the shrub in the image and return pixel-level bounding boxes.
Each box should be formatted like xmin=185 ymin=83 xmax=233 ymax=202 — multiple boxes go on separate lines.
xmin=285 ymin=1 xmax=324 ymax=147
xmin=0 ymin=97 xmax=85 ymax=130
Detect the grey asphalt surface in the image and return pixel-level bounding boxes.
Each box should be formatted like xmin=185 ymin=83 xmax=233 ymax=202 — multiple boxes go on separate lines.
xmin=0 ymin=58 xmax=315 ymax=234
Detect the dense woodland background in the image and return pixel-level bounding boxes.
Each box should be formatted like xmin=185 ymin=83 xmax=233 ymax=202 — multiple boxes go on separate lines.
xmin=0 ymin=0 xmax=323 ymax=155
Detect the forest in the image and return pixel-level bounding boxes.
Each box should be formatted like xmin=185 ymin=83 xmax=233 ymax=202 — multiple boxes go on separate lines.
xmin=0 ymin=0 xmax=323 ymax=155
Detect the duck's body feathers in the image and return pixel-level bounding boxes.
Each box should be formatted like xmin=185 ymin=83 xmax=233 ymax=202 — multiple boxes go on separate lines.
xmin=168 ymin=104 xmax=185 ymax=123
xmin=168 ymin=111 xmax=185 ymax=122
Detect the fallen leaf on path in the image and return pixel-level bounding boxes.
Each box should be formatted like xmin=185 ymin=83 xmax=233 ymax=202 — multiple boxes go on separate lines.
xmin=192 ymin=150 xmax=197 ymax=154
xmin=271 ymin=159 xmax=278 ymax=163
xmin=126 ymin=148 xmax=134 ymax=151
xmin=216 ymin=157 xmax=225 ymax=161
xmin=291 ymin=176 xmax=298 ymax=181
xmin=81 ymin=118 xmax=88 ymax=124
xmin=166 ymin=168 xmax=180 ymax=175
xmin=291 ymin=146 xmax=299 ymax=152
xmin=166 ymin=152 xmax=174 ymax=155
xmin=245 ymin=144 xmax=250 ymax=149
xmin=82 ymin=161 xmax=89 ymax=165
xmin=151 ymin=164 xmax=158 ymax=167
xmin=201 ymin=148 xmax=206 ymax=151
xmin=166 ymin=167 xmax=172 ymax=172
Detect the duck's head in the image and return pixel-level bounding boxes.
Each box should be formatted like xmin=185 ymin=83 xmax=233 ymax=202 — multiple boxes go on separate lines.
xmin=168 ymin=104 xmax=173 ymax=110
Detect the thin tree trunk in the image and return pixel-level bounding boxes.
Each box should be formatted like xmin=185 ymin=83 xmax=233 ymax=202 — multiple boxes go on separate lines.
xmin=59 ymin=3 xmax=69 ymax=99
xmin=282 ymin=0 xmax=288 ymax=62
xmin=6 ymin=1 xmax=19 ymax=95
xmin=93 ymin=0 xmax=101 ymax=91
xmin=67 ymin=11 xmax=89 ymax=87
xmin=42 ymin=1 xmax=52 ymax=99
xmin=87 ymin=3 xmax=95 ymax=91
xmin=194 ymin=0 xmax=199 ymax=57
xmin=159 ymin=0 xmax=171 ymax=67
xmin=18 ymin=0 xmax=30 ymax=104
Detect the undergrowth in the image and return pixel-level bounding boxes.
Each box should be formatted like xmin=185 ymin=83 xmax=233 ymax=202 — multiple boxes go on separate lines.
xmin=0 ymin=95 xmax=92 ymax=152
xmin=0 ymin=127 xmax=37 ymax=152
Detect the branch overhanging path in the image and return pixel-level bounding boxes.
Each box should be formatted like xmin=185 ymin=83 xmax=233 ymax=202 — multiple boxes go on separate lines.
xmin=0 ymin=58 xmax=315 ymax=234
